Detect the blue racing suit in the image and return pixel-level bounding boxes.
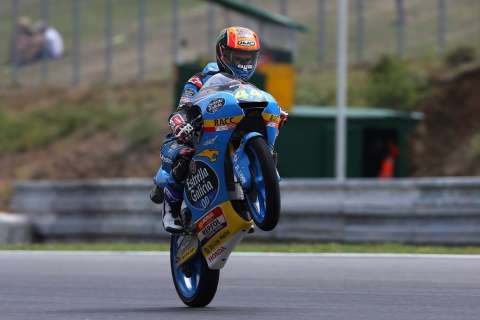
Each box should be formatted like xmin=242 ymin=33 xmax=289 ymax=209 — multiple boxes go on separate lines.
xmin=153 ymin=62 xmax=220 ymax=206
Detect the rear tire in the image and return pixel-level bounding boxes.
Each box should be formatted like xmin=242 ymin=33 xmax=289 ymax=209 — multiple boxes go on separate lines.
xmin=245 ymin=137 xmax=281 ymax=231
xmin=170 ymin=235 xmax=219 ymax=307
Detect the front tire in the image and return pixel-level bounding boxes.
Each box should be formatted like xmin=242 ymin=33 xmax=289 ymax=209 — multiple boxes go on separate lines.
xmin=170 ymin=235 xmax=219 ymax=307
xmin=245 ymin=137 xmax=281 ymax=231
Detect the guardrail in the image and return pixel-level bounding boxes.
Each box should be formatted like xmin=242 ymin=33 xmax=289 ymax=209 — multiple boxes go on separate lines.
xmin=10 ymin=178 xmax=480 ymax=244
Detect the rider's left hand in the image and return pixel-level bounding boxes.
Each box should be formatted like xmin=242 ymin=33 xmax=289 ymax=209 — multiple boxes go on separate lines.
xmin=279 ymin=110 xmax=288 ymax=129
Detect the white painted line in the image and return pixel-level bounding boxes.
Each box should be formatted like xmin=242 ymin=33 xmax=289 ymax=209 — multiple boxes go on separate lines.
xmin=1 ymin=251 xmax=480 ymax=259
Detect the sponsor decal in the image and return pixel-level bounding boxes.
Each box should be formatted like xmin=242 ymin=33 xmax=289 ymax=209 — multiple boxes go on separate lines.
xmin=179 ymin=97 xmax=192 ymax=105
xmin=207 ymin=246 xmax=226 ymax=263
xmin=203 ymin=115 xmax=243 ymax=132
xmin=262 ymin=113 xmax=281 ymax=128
xmin=160 ymin=154 xmax=173 ymax=165
xmin=215 ymin=118 xmax=236 ymax=126
xmin=183 ymin=87 xmax=196 ymax=97
xmin=196 ymin=207 xmax=227 ymax=245
xmin=206 ymin=98 xmax=225 ymax=113
xmin=237 ymin=39 xmax=256 ymax=47
xmin=203 ymin=228 xmax=231 ymax=255
xmin=199 ymin=201 xmax=254 ymax=258
xmin=201 ymin=136 xmax=218 ymax=146
xmin=170 ymin=114 xmax=185 ymax=126
xmin=188 ymin=75 xmax=203 ymax=88
xmin=198 ymin=148 xmax=219 ymax=162
xmin=237 ymin=64 xmax=254 ymax=72
xmin=175 ymin=235 xmax=198 ymax=267
xmin=185 ymin=160 xmax=219 ymax=210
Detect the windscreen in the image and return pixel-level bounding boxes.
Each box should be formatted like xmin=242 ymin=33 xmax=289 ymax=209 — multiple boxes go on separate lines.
xmin=197 ymin=73 xmax=266 ymax=103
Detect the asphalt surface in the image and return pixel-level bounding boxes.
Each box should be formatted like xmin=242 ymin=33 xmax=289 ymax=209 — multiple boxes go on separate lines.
xmin=1 ymin=252 xmax=480 ymax=320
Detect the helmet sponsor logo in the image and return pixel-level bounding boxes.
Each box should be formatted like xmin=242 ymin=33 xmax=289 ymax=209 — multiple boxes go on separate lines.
xmin=237 ymin=40 xmax=256 ymax=47
xmin=185 ymin=160 xmax=219 ymax=210
xmin=206 ymin=98 xmax=225 ymax=113
xmin=237 ymin=64 xmax=254 ymax=71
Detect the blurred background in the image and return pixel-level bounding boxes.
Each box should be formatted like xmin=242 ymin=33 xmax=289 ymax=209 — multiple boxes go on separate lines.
xmin=1 ymin=0 xmax=480 ymax=246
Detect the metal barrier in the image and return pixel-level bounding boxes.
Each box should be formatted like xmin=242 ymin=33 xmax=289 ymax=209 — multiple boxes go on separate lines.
xmin=9 ymin=178 xmax=480 ymax=244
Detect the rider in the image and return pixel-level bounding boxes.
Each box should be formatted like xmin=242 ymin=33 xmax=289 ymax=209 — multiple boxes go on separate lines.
xmin=151 ymin=26 xmax=286 ymax=233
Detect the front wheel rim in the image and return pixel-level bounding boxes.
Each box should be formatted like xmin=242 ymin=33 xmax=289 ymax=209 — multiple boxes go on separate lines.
xmin=246 ymin=145 xmax=268 ymax=223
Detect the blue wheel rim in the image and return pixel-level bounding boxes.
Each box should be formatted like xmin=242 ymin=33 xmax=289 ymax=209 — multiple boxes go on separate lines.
xmin=245 ymin=146 xmax=267 ymax=224
xmin=171 ymin=235 xmax=202 ymax=299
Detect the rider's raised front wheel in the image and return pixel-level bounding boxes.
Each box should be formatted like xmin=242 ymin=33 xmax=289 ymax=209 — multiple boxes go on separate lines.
xmin=245 ymin=136 xmax=281 ymax=231
xmin=170 ymin=235 xmax=219 ymax=307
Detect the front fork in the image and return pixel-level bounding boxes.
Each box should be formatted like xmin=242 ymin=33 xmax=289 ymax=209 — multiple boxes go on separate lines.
xmin=231 ymin=132 xmax=263 ymax=190
xmin=231 ymin=133 xmax=280 ymax=190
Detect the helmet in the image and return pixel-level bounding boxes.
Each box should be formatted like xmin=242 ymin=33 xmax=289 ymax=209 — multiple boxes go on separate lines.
xmin=215 ymin=26 xmax=260 ymax=81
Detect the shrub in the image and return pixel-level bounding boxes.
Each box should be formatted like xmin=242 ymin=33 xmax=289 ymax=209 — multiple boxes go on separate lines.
xmin=365 ymin=55 xmax=425 ymax=110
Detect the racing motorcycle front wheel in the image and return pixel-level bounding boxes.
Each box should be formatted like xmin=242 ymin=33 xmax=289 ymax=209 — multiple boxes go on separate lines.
xmin=245 ymin=136 xmax=281 ymax=231
xmin=170 ymin=235 xmax=219 ymax=307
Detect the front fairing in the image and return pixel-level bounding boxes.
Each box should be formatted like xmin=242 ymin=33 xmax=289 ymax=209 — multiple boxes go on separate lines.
xmin=187 ymin=74 xmax=280 ymax=221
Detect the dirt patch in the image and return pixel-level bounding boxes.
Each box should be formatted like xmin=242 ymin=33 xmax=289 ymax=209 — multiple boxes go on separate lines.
xmin=0 ymin=80 xmax=173 ymax=209
xmin=411 ymin=66 xmax=480 ymax=176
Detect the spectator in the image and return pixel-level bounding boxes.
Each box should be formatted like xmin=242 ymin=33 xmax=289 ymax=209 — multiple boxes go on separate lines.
xmin=33 ymin=21 xmax=64 ymax=60
xmin=10 ymin=16 xmax=38 ymax=66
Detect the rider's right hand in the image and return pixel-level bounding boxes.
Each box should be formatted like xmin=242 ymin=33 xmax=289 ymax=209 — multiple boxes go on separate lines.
xmin=169 ymin=114 xmax=194 ymax=143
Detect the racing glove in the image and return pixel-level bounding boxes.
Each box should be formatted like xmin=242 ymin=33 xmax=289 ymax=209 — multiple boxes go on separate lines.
xmin=169 ymin=113 xmax=194 ymax=143
xmin=279 ymin=110 xmax=289 ymax=129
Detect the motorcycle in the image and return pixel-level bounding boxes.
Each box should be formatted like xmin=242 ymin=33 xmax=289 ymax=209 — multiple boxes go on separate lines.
xmin=156 ymin=73 xmax=282 ymax=307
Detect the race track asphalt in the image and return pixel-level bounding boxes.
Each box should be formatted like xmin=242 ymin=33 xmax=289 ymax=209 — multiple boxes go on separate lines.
xmin=1 ymin=252 xmax=479 ymax=320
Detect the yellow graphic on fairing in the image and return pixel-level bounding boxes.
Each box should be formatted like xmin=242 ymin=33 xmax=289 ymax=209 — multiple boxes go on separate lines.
xmin=234 ymin=87 xmax=264 ymax=102
xmin=199 ymin=201 xmax=253 ymax=257
xmin=203 ymin=115 xmax=244 ymax=132
xmin=175 ymin=235 xmax=198 ymax=267
xmin=198 ymin=149 xmax=220 ymax=162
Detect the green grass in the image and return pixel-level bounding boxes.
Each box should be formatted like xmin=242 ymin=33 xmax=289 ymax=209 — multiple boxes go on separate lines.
xmin=1 ymin=242 xmax=480 ymax=254
xmin=0 ymin=103 xmax=128 ymax=152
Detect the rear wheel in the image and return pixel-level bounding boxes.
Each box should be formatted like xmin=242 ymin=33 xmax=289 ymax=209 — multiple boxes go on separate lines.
xmin=245 ymin=137 xmax=281 ymax=231
xmin=170 ymin=235 xmax=219 ymax=307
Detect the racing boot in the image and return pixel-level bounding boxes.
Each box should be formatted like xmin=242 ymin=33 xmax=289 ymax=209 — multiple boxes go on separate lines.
xmin=162 ymin=185 xmax=184 ymax=233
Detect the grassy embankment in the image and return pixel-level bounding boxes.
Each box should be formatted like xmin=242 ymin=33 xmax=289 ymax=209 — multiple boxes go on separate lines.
xmin=1 ymin=242 xmax=480 ymax=254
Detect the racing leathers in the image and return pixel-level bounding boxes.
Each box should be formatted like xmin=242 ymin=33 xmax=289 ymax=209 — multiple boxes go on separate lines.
xmin=151 ymin=62 xmax=220 ymax=233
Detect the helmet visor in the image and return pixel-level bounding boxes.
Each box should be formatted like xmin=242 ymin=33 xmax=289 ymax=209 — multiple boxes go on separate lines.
xmin=223 ymin=48 xmax=258 ymax=74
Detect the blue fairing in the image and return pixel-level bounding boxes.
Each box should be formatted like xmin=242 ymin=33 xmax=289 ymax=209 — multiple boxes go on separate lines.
xmin=261 ymin=93 xmax=281 ymax=147
xmin=180 ymin=73 xmax=281 ymax=223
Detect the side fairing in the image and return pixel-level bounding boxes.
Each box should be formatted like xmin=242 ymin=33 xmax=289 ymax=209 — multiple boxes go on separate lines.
xmin=260 ymin=91 xmax=281 ymax=148
xmin=185 ymin=92 xmax=244 ymax=223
